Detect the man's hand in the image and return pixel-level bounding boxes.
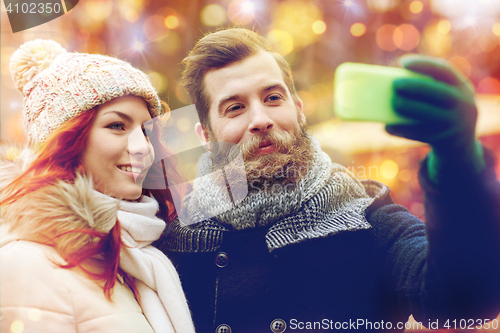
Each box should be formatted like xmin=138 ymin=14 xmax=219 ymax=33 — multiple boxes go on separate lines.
xmin=386 ymin=55 xmax=484 ymax=182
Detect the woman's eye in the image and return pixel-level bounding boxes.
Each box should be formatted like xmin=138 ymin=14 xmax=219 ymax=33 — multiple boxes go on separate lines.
xmin=107 ymin=122 xmax=125 ymax=131
xmin=142 ymin=125 xmax=153 ymax=139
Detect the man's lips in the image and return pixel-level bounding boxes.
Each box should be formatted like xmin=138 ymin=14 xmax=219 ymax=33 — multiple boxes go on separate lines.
xmin=256 ymin=140 xmax=276 ymax=155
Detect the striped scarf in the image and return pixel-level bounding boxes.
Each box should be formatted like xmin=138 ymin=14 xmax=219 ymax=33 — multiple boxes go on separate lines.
xmin=165 ymin=137 xmax=386 ymax=253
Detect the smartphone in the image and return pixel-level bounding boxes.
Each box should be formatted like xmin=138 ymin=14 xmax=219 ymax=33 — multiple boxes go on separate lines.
xmin=333 ymin=62 xmax=433 ymax=125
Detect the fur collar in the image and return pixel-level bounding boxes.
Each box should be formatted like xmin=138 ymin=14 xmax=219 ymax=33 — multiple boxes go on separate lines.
xmin=0 ymin=146 xmax=117 ymax=256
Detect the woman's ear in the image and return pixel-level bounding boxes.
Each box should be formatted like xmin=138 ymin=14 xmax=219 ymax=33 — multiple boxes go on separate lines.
xmin=195 ymin=122 xmax=211 ymax=151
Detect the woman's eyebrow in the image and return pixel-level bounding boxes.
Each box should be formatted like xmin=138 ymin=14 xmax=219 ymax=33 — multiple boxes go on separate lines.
xmin=101 ymin=110 xmax=133 ymax=122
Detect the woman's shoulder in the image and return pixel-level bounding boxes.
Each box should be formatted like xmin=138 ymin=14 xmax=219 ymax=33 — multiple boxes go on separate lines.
xmin=1 ymin=240 xmax=154 ymax=333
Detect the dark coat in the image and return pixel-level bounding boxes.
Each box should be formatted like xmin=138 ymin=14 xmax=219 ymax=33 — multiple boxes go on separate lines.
xmin=155 ymin=150 xmax=500 ymax=333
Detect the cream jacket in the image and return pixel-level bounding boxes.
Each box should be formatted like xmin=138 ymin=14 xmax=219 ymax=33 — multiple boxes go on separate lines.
xmin=1 ymin=148 xmax=164 ymax=332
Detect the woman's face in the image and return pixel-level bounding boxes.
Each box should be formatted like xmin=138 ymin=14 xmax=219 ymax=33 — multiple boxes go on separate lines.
xmin=81 ymin=95 xmax=155 ymax=200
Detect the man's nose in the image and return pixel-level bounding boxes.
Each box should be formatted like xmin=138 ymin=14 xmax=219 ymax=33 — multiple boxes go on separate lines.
xmin=248 ymin=103 xmax=273 ymax=134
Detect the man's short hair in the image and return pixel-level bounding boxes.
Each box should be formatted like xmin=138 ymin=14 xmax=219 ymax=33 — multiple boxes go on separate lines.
xmin=181 ymin=28 xmax=298 ymax=131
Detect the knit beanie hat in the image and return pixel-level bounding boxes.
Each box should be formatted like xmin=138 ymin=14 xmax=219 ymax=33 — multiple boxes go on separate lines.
xmin=10 ymin=39 xmax=162 ymax=144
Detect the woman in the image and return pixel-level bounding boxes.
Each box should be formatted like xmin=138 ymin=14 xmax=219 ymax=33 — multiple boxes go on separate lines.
xmin=1 ymin=40 xmax=195 ymax=333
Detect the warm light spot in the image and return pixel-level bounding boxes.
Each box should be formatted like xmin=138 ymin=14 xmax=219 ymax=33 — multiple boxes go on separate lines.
xmin=228 ymin=0 xmax=255 ymax=25
xmin=28 ymin=308 xmax=42 ymax=321
xmin=380 ymin=160 xmax=399 ymax=179
xmin=175 ymin=84 xmax=191 ymax=104
xmin=132 ymin=41 xmax=144 ymax=52
xmin=409 ymin=1 xmax=423 ymax=14
xmin=344 ymin=0 xmax=354 ymax=7
xmin=393 ymin=24 xmax=420 ymax=51
xmin=422 ymin=24 xmax=452 ymax=56
xmin=398 ymin=169 xmax=412 ymax=182
xmin=477 ymin=77 xmax=500 ymax=94
xmin=143 ymin=15 xmax=168 ymax=41
xmin=410 ymin=202 xmax=425 ymax=217
xmin=478 ymin=35 xmax=497 ymax=53
xmin=448 ymin=56 xmax=471 ymax=78
xmin=6 ymin=147 xmax=20 ymax=161
xmin=84 ymin=0 xmax=113 ymax=21
xmin=124 ymin=9 xmax=139 ymax=23
xmin=176 ymin=118 xmax=192 ymax=132
xmin=267 ymin=30 xmax=294 ymax=56
xmin=493 ymin=22 xmax=500 ymax=36
xmin=164 ymin=15 xmax=179 ymax=29
xmin=312 ymin=20 xmax=327 ymax=34
xmin=297 ymin=90 xmax=316 ymax=117
xmin=465 ymin=15 xmax=476 ymax=26
xmin=437 ymin=20 xmax=451 ymax=34
xmin=350 ymin=23 xmax=366 ymax=37
xmin=366 ymin=0 xmax=399 ymax=12
xmin=10 ymin=321 xmax=24 ymax=333
xmin=201 ymin=4 xmax=226 ymax=26
xmin=376 ymin=24 xmax=398 ymax=51
xmin=156 ymin=31 xmax=181 ymax=55
xmin=148 ymin=71 xmax=168 ymax=94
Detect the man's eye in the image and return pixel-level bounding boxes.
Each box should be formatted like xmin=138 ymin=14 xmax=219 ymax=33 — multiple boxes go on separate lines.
xmin=107 ymin=122 xmax=125 ymax=130
xmin=227 ymin=104 xmax=244 ymax=113
xmin=266 ymin=94 xmax=283 ymax=102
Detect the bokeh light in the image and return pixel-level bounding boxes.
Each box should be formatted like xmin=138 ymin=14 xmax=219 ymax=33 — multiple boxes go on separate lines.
xmin=84 ymin=0 xmax=113 ymax=21
xmin=228 ymin=0 xmax=255 ymax=25
xmin=271 ymin=1 xmax=322 ymax=49
xmin=350 ymin=23 xmax=366 ymax=37
xmin=297 ymin=90 xmax=316 ymax=117
xmin=267 ymin=30 xmax=294 ymax=56
xmin=477 ymin=77 xmax=500 ymax=94
xmin=164 ymin=15 xmax=179 ymax=29
xmin=409 ymin=1 xmax=423 ymax=14
xmin=410 ymin=201 xmax=424 ymax=217
xmin=394 ymin=24 xmax=420 ymax=50
xmin=421 ymin=23 xmax=452 ymax=56
xmin=493 ymin=22 xmax=500 ymax=36
xmin=28 ymin=308 xmax=42 ymax=321
xmin=201 ymin=4 xmax=226 ymax=26
xmin=156 ymin=31 xmax=181 ymax=55
xmin=380 ymin=160 xmax=399 ymax=179
xmin=143 ymin=15 xmax=168 ymax=41
xmin=376 ymin=24 xmax=398 ymax=51
xmin=398 ymin=169 xmax=412 ymax=182
xmin=312 ymin=20 xmax=327 ymax=35
xmin=148 ymin=71 xmax=168 ymax=95
xmin=478 ymin=35 xmax=498 ymax=53
xmin=176 ymin=117 xmax=192 ymax=132
xmin=132 ymin=40 xmax=144 ymax=52
xmin=437 ymin=19 xmax=451 ymax=34
xmin=10 ymin=321 xmax=24 ymax=333
xmin=366 ymin=0 xmax=401 ymax=13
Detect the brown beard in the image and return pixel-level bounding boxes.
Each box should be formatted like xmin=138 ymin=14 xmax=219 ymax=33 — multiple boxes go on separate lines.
xmin=209 ymin=124 xmax=313 ymax=193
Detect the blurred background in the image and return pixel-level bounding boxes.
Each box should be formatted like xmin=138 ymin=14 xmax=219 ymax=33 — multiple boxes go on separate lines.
xmin=1 ymin=0 xmax=500 ymax=331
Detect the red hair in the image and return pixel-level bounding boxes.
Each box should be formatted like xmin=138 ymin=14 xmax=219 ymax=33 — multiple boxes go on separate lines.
xmin=2 ymin=103 xmax=185 ymax=300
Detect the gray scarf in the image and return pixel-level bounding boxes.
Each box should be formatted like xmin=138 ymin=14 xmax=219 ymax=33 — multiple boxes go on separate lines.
xmin=166 ymin=137 xmax=386 ymax=253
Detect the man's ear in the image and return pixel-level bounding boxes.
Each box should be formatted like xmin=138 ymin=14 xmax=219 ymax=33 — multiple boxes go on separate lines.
xmin=195 ymin=122 xmax=211 ymax=151
xmin=296 ymin=98 xmax=306 ymax=125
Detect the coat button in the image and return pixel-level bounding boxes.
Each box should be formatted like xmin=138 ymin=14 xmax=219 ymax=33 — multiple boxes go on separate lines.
xmin=216 ymin=323 xmax=231 ymax=333
xmin=270 ymin=318 xmax=287 ymax=333
xmin=215 ymin=252 xmax=229 ymax=268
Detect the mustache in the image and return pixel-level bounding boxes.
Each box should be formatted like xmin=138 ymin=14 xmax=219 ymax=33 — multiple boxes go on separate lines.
xmin=238 ymin=130 xmax=296 ymax=161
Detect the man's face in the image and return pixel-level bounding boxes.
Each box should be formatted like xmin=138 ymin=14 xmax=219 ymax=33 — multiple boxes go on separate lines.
xmin=198 ymin=51 xmax=306 ymax=152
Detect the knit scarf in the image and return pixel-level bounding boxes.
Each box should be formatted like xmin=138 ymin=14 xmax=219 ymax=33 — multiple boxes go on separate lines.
xmin=167 ymin=136 xmax=385 ymax=253
xmin=96 ymin=193 xmax=195 ymax=333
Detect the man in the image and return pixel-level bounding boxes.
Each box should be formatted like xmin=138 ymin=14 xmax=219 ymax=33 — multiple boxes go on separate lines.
xmin=156 ymin=28 xmax=500 ymax=333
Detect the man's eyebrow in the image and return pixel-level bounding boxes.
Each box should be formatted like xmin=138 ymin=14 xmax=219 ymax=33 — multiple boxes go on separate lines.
xmin=263 ymin=83 xmax=287 ymax=92
xmin=101 ymin=110 xmax=133 ymax=122
xmin=217 ymin=94 xmax=240 ymax=114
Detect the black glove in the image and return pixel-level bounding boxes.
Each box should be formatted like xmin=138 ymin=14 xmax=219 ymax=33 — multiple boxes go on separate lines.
xmin=386 ymin=55 xmax=485 ymax=183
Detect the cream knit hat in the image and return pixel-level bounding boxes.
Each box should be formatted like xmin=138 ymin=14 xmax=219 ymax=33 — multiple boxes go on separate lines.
xmin=10 ymin=39 xmax=162 ymax=144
